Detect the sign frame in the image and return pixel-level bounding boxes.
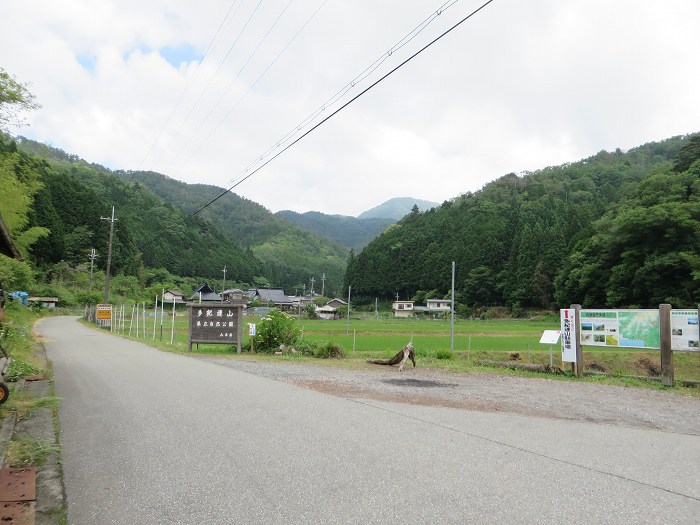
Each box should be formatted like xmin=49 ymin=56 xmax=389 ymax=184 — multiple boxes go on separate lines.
xmin=188 ymin=301 xmax=246 ymax=353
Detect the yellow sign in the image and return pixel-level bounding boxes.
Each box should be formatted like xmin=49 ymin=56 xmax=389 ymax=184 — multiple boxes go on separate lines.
xmin=96 ymin=304 xmax=112 ymax=320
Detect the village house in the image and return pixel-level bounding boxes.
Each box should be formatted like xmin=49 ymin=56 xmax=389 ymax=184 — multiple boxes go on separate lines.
xmin=190 ymin=284 xmax=222 ymax=303
xmin=325 ymin=298 xmax=347 ymax=309
xmin=427 ymin=299 xmax=453 ymax=315
xmin=162 ymin=290 xmax=186 ymax=303
xmin=221 ymin=288 xmax=245 ymax=302
xmin=392 ymin=300 xmax=415 ymax=318
xmin=247 ymin=288 xmax=296 ymax=310
xmin=315 ymin=304 xmax=338 ymax=320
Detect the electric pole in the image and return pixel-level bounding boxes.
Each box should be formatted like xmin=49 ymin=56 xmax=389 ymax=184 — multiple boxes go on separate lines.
xmin=321 ymin=273 xmax=326 ymax=297
xmin=310 ymin=276 xmax=315 ymax=296
xmin=100 ymin=206 xmax=117 ymax=304
xmin=88 ymin=248 xmax=97 ymax=288
xmin=222 ymin=266 xmax=227 ymax=293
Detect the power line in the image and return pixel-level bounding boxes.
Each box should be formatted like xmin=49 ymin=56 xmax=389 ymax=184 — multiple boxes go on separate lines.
xmin=185 ymin=0 xmax=496 ymax=220
xmin=169 ymin=0 xmax=331 ymax=178
xmin=175 ymin=0 xmax=462 ymax=184
xmin=135 ymin=0 xmax=244 ymax=174
xmin=139 ymin=0 xmax=496 ymax=249
xmin=147 ymin=0 xmax=266 ymax=170
xmin=162 ymin=0 xmax=297 ymax=176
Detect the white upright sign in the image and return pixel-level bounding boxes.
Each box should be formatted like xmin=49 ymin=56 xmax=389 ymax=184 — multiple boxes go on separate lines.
xmin=560 ymin=309 xmax=576 ymax=363
xmin=671 ymin=310 xmax=699 ymax=351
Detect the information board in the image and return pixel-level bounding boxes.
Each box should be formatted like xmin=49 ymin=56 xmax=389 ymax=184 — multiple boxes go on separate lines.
xmin=579 ymin=309 xmax=660 ymax=349
xmin=671 ymin=310 xmax=699 ymax=351
xmin=188 ymin=303 xmax=243 ymax=349
xmin=560 ymin=309 xmax=576 ymax=363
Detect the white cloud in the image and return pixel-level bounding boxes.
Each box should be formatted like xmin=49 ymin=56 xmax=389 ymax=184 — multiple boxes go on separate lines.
xmin=2 ymin=0 xmax=699 ymax=216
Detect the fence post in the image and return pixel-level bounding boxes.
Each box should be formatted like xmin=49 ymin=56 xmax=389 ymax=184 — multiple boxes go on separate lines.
xmin=659 ymin=303 xmax=673 ymax=387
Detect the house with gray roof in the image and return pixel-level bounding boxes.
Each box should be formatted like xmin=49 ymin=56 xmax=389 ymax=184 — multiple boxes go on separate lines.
xmin=190 ymin=284 xmax=222 ymax=303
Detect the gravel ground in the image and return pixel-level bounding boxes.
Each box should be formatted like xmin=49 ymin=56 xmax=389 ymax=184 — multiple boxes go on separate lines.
xmin=198 ymin=356 xmax=700 ymax=436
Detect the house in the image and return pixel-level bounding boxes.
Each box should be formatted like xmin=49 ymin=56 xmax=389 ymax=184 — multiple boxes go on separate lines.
xmin=326 ymin=298 xmax=347 ymax=309
xmin=163 ymin=290 xmax=186 ymax=303
xmin=221 ymin=288 xmax=245 ymax=302
xmin=28 ymin=297 xmax=59 ymax=308
xmin=190 ymin=284 xmax=222 ymax=303
xmin=247 ymin=288 xmax=296 ymax=310
xmin=427 ymin=299 xmax=453 ymax=315
xmin=315 ymin=304 xmax=338 ymax=320
xmin=392 ymin=300 xmax=415 ymax=318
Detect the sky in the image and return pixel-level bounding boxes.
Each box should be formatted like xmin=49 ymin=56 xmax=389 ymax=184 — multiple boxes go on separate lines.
xmin=2 ymin=0 xmax=699 ymax=217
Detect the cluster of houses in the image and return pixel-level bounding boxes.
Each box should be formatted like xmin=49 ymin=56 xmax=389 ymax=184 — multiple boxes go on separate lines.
xmin=164 ymin=285 xmax=348 ymax=320
xmin=164 ymin=284 xmax=453 ymax=320
xmin=391 ymin=299 xmax=453 ymax=318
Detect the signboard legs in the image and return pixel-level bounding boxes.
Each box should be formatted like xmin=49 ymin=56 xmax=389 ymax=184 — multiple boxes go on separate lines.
xmin=572 ymin=304 xmax=583 ymax=376
xmin=659 ymin=303 xmax=673 ymax=386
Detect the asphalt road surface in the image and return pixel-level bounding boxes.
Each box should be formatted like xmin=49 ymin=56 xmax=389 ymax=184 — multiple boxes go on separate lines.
xmin=38 ymin=316 xmax=700 ymax=524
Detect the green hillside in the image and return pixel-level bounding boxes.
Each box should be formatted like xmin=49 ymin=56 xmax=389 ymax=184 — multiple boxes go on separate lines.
xmin=275 ymin=210 xmax=394 ymax=250
xmin=345 ymin=134 xmax=700 ymax=311
xmin=7 ymin=135 xmax=348 ymax=296
xmin=357 ymin=197 xmax=440 ymax=220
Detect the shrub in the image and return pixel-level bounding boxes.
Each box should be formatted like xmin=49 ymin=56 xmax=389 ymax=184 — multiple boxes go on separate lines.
xmin=435 ymin=349 xmax=453 ymax=360
xmin=249 ymin=309 xmax=300 ymax=353
xmin=5 ymin=359 xmax=43 ymax=382
xmin=293 ymin=339 xmax=318 ymax=356
xmin=314 ymin=342 xmax=345 ymax=359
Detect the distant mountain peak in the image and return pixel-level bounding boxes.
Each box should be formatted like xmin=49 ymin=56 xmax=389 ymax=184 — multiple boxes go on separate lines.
xmin=357 ymin=197 xmax=439 ymax=220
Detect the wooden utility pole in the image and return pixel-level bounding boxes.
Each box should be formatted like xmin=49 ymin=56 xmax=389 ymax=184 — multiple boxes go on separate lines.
xmin=659 ymin=304 xmax=673 ymax=386
xmin=88 ymin=248 xmax=97 ymax=288
xmin=100 ymin=206 xmax=117 ymax=304
xmin=571 ymin=304 xmax=583 ymax=376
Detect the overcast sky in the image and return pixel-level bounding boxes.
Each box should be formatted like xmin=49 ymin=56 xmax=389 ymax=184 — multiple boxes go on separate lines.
xmin=2 ymin=0 xmax=699 ymax=216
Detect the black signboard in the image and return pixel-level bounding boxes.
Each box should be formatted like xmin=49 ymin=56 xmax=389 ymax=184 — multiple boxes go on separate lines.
xmin=188 ymin=302 xmax=245 ymax=352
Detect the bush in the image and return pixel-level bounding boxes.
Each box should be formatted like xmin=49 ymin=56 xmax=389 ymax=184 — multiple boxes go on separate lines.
xmin=314 ymin=342 xmax=345 ymax=359
xmin=249 ymin=309 xmax=300 ymax=353
xmin=293 ymin=339 xmax=318 ymax=356
xmin=435 ymin=349 xmax=453 ymax=360
xmin=5 ymin=359 xmax=43 ymax=382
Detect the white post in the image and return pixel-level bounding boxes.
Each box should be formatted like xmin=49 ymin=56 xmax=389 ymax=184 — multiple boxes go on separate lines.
xmin=170 ymin=299 xmax=176 ymax=345
xmin=130 ymin=304 xmax=135 ymax=336
xmin=346 ymin=285 xmax=351 ymax=336
xmin=451 ymin=261 xmax=455 ymax=353
xmin=153 ymin=295 xmax=158 ymax=340
xmin=135 ymin=302 xmax=139 ymax=337
xmin=142 ymin=301 xmax=146 ymax=338
xmin=160 ymin=289 xmax=165 ymax=341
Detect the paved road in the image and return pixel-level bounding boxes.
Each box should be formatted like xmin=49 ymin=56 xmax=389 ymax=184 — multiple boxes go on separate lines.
xmin=39 ymin=316 xmax=700 ymax=524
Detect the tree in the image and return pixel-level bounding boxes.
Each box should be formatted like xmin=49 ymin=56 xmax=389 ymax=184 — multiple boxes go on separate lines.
xmin=0 ymin=68 xmax=41 ymax=131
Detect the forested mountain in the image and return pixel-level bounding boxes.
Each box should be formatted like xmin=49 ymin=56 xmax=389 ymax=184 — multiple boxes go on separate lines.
xmin=5 ymin=131 xmax=699 ymax=311
xmin=275 ymin=210 xmax=394 ymax=250
xmin=9 ymin=135 xmax=348 ymax=295
xmin=344 ymin=135 xmax=700 ymax=310
xmin=108 ymin=170 xmax=349 ymax=297
xmin=357 ymin=197 xmax=439 ymax=220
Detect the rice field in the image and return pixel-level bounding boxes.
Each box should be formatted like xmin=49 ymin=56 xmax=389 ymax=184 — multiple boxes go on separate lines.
xmin=106 ymin=309 xmax=700 ymax=385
